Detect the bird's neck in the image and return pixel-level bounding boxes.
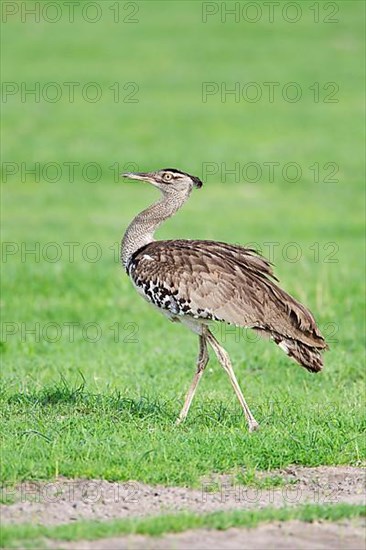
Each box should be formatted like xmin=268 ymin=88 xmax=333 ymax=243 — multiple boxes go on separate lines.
xmin=121 ymin=190 xmax=191 ymax=268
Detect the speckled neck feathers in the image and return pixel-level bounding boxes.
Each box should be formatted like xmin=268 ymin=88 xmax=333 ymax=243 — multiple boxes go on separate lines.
xmin=121 ymin=189 xmax=191 ymax=268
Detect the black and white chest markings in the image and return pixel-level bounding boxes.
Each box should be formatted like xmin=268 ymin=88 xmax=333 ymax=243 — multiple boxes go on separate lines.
xmin=127 ymin=256 xmax=217 ymax=321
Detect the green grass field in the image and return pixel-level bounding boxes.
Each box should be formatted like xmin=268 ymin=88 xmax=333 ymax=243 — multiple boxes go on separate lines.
xmin=1 ymin=504 xmax=365 ymax=548
xmin=1 ymin=0 xmax=365 ymax=495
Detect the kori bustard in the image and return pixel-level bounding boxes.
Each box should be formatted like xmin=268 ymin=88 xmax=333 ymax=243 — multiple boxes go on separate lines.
xmin=121 ymin=168 xmax=327 ymax=431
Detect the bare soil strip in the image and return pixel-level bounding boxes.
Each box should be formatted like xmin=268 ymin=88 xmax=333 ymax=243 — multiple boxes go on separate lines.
xmin=1 ymin=467 xmax=365 ymax=527
xmin=48 ymin=519 xmax=366 ymax=550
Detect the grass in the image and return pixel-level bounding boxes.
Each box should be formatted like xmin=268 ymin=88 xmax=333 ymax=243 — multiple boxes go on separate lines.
xmin=1 ymin=504 xmax=365 ymax=548
xmin=0 ymin=374 xmax=364 ymax=488
xmin=1 ymin=0 xmax=365 ymax=492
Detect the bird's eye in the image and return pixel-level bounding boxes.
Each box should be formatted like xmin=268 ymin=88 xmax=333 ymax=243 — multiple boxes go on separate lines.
xmin=163 ymin=173 xmax=172 ymax=182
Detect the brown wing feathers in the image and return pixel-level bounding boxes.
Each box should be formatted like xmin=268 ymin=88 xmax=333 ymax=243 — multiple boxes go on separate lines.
xmin=129 ymin=239 xmax=327 ymax=372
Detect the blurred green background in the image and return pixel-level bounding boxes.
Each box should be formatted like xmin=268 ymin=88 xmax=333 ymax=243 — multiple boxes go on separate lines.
xmin=1 ymin=1 xmax=365 ymax=484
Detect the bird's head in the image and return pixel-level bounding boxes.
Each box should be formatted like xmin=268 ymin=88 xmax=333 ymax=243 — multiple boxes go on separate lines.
xmin=121 ymin=168 xmax=203 ymax=196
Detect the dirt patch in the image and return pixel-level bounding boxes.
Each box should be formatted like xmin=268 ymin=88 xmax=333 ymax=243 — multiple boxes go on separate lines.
xmin=49 ymin=519 xmax=366 ymax=550
xmin=1 ymin=467 xmax=365 ymax=527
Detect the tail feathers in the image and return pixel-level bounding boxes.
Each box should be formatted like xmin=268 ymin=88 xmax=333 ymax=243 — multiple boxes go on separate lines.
xmin=274 ymin=336 xmax=324 ymax=373
xmin=254 ymin=328 xmax=325 ymax=372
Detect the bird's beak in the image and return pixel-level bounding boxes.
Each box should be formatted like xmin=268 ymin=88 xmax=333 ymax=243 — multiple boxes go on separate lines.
xmin=121 ymin=172 xmax=155 ymax=183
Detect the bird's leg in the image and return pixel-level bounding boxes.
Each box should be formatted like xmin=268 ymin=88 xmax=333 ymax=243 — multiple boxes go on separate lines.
xmin=205 ymin=329 xmax=259 ymax=432
xmin=176 ymin=334 xmax=209 ymax=425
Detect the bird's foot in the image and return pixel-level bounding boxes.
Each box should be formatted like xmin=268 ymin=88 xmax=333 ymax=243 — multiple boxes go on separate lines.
xmin=248 ymin=420 xmax=259 ymax=433
xmin=175 ymin=416 xmax=185 ymax=426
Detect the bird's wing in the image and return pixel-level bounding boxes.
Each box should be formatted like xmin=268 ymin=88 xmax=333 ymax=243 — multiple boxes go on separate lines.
xmin=128 ymin=239 xmax=326 ymax=349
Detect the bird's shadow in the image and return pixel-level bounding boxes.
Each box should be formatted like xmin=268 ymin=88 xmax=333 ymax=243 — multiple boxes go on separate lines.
xmin=6 ymin=387 xmax=173 ymax=421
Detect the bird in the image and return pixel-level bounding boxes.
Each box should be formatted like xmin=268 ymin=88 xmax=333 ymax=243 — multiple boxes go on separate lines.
xmin=121 ymin=168 xmax=327 ymax=431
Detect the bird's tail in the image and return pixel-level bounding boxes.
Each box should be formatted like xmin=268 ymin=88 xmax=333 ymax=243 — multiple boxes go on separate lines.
xmin=252 ymin=280 xmax=328 ymax=373
xmin=254 ymin=329 xmax=326 ymax=373
xmin=272 ymin=334 xmax=324 ymax=373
